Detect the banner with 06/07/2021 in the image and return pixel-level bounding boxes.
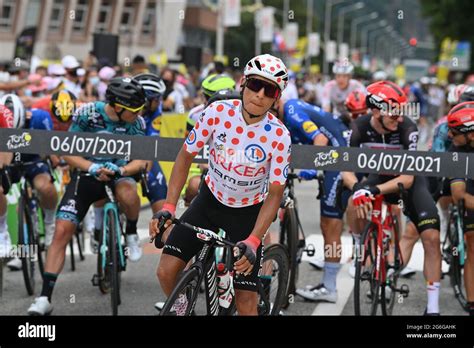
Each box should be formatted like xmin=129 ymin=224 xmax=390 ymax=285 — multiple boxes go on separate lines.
xmin=0 ymin=128 xmax=473 ymax=178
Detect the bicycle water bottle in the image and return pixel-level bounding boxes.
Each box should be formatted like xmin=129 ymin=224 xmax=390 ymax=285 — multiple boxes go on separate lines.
xmin=216 ymin=263 xmax=234 ymax=309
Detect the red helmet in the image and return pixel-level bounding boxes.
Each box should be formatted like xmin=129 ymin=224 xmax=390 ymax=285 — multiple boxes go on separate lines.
xmin=0 ymin=104 xmax=14 ymax=128
xmin=345 ymin=90 xmax=367 ymax=118
xmin=447 ymin=101 xmax=474 ymax=134
xmin=366 ymin=80 xmax=407 ymax=115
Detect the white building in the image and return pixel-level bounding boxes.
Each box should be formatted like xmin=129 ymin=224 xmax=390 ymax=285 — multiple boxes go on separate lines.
xmin=0 ymin=0 xmax=217 ymax=65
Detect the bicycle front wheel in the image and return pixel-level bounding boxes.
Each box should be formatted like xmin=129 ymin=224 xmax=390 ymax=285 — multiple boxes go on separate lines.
xmin=160 ymin=267 xmax=202 ymax=316
xmin=258 ymin=244 xmax=290 ymax=315
xmin=18 ymin=197 xmax=36 ymax=296
xmin=354 ymin=223 xmax=380 ymax=315
xmin=282 ymin=207 xmax=299 ymax=299
xmin=107 ymin=209 xmax=121 ymax=316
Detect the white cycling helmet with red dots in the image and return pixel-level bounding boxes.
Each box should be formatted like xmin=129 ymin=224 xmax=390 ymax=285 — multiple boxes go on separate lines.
xmin=244 ymin=54 xmax=288 ymax=91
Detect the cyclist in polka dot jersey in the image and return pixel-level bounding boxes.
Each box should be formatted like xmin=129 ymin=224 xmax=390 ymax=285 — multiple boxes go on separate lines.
xmin=150 ymin=54 xmax=291 ymax=315
xmin=184 ymin=99 xmax=290 ymax=207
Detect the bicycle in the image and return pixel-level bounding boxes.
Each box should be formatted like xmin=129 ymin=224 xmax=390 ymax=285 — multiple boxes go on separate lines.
xmin=2 ymin=161 xmax=47 ymax=296
xmin=88 ymin=168 xmax=149 ymax=315
xmin=353 ymin=184 xmax=409 ymax=316
xmin=157 ymin=218 xmax=290 ymax=316
xmin=442 ymin=199 xmax=468 ymax=312
xmin=279 ymin=172 xmax=317 ymax=302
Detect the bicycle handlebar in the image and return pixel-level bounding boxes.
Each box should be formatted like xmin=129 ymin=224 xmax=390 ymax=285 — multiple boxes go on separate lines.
xmin=151 ymin=216 xmax=245 ymax=258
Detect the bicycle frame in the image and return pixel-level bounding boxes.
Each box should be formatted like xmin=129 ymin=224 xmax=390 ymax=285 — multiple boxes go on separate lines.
xmin=452 ymin=201 xmax=465 ymax=266
xmin=367 ymin=195 xmax=403 ymax=284
xmin=186 ymin=224 xmax=236 ymax=316
xmin=102 ymin=184 xmax=126 ymax=271
xmin=165 ymin=221 xmax=272 ymax=316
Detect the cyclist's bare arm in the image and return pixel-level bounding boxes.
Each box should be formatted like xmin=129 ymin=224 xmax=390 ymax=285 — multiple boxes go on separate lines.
xmin=463 ymin=193 xmax=474 ymax=211
xmin=313 ymin=133 xmax=329 ymax=146
xmin=0 ymin=152 xmax=13 ymax=168
xmin=165 ymin=147 xmax=195 ymax=207
xmin=342 ymin=171 xmax=358 ymax=190
xmin=250 ymin=183 xmax=285 ymax=240
xmin=62 ymin=155 xmax=95 ymax=172
xmin=450 ymin=181 xmax=474 ymax=210
xmin=120 ymin=159 xmax=148 ymax=176
xmin=149 ymin=147 xmax=194 ymax=237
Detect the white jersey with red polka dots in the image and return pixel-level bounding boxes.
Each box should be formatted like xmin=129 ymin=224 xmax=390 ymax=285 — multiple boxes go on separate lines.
xmin=183 ymin=99 xmax=292 ymax=208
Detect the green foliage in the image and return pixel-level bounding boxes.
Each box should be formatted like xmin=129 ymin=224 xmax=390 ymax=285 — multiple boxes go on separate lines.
xmin=419 ymin=0 xmax=474 ymax=70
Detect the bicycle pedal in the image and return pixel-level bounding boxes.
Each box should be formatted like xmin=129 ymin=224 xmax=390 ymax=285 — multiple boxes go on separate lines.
xmin=304 ymin=243 xmax=315 ymax=257
xmin=396 ymin=284 xmax=410 ymax=298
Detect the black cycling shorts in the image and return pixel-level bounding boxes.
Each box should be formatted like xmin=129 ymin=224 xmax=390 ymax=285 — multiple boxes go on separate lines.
xmin=163 ymin=183 xmax=264 ymax=292
xmin=56 ymin=171 xmax=135 ymax=225
xmin=362 ymin=175 xmax=440 ymax=233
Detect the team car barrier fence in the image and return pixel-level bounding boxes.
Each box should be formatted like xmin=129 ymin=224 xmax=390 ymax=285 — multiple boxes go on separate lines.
xmin=1 ymin=128 xmax=473 ymax=178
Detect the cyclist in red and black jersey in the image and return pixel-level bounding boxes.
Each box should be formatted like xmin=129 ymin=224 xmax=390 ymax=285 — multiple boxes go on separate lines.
xmin=342 ymin=80 xmax=442 ymax=315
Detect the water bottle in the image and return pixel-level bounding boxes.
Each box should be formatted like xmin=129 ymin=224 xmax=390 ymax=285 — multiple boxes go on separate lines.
xmin=216 ymin=263 xmax=234 ymax=309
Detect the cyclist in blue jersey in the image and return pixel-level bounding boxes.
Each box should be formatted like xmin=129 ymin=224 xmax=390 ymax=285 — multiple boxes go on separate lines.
xmin=273 ymin=98 xmax=353 ymax=302
xmin=28 ymin=77 xmax=148 ymax=315
xmin=0 ymin=94 xmax=58 ymax=260
xmin=134 ymin=73 xmax=169 ymax=214
xmin=407 ymin=80 xmax=429 ymax=144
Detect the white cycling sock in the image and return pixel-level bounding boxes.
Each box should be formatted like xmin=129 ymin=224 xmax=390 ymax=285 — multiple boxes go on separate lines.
xmin=43 ymin=208 xmax=56 ymax=225
xmin=322 ymin=262 xmax=341 ymax=293
xmin=94 ymin=207 xmax=104 ymax=231
xmin=426 ymin=281 xmax=440 ymax=314
xmin=0 ymin=212 xmax=7 ymax=233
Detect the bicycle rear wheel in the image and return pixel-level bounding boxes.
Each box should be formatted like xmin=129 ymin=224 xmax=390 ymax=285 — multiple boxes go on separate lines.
xmin=160 ymin=267 xmax=202 ymax=316
xmin=282 ymin=207 xmax=299 ymax=299
xmin=258 ymin=244 xmax=290 ymax=315
xmin=18 ymin=197 xmax=36 ymax=296
xmin=354 ymin=223 xmax=380 ymax=315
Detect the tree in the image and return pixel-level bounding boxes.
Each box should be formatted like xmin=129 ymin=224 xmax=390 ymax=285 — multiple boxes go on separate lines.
xmin=221 ymin=0 xmax=316 ymax=70
xmin=419 ymin=0 xmax=474 ymax=72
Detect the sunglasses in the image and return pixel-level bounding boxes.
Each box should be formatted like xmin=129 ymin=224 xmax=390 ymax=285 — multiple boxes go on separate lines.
xmin=448 ymin=128 xmax=463 ymax=136
xmin=115 ymin=102 xmax=145 ymax=113
xmin=246 ymin=78 xmax=280 ymax=99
